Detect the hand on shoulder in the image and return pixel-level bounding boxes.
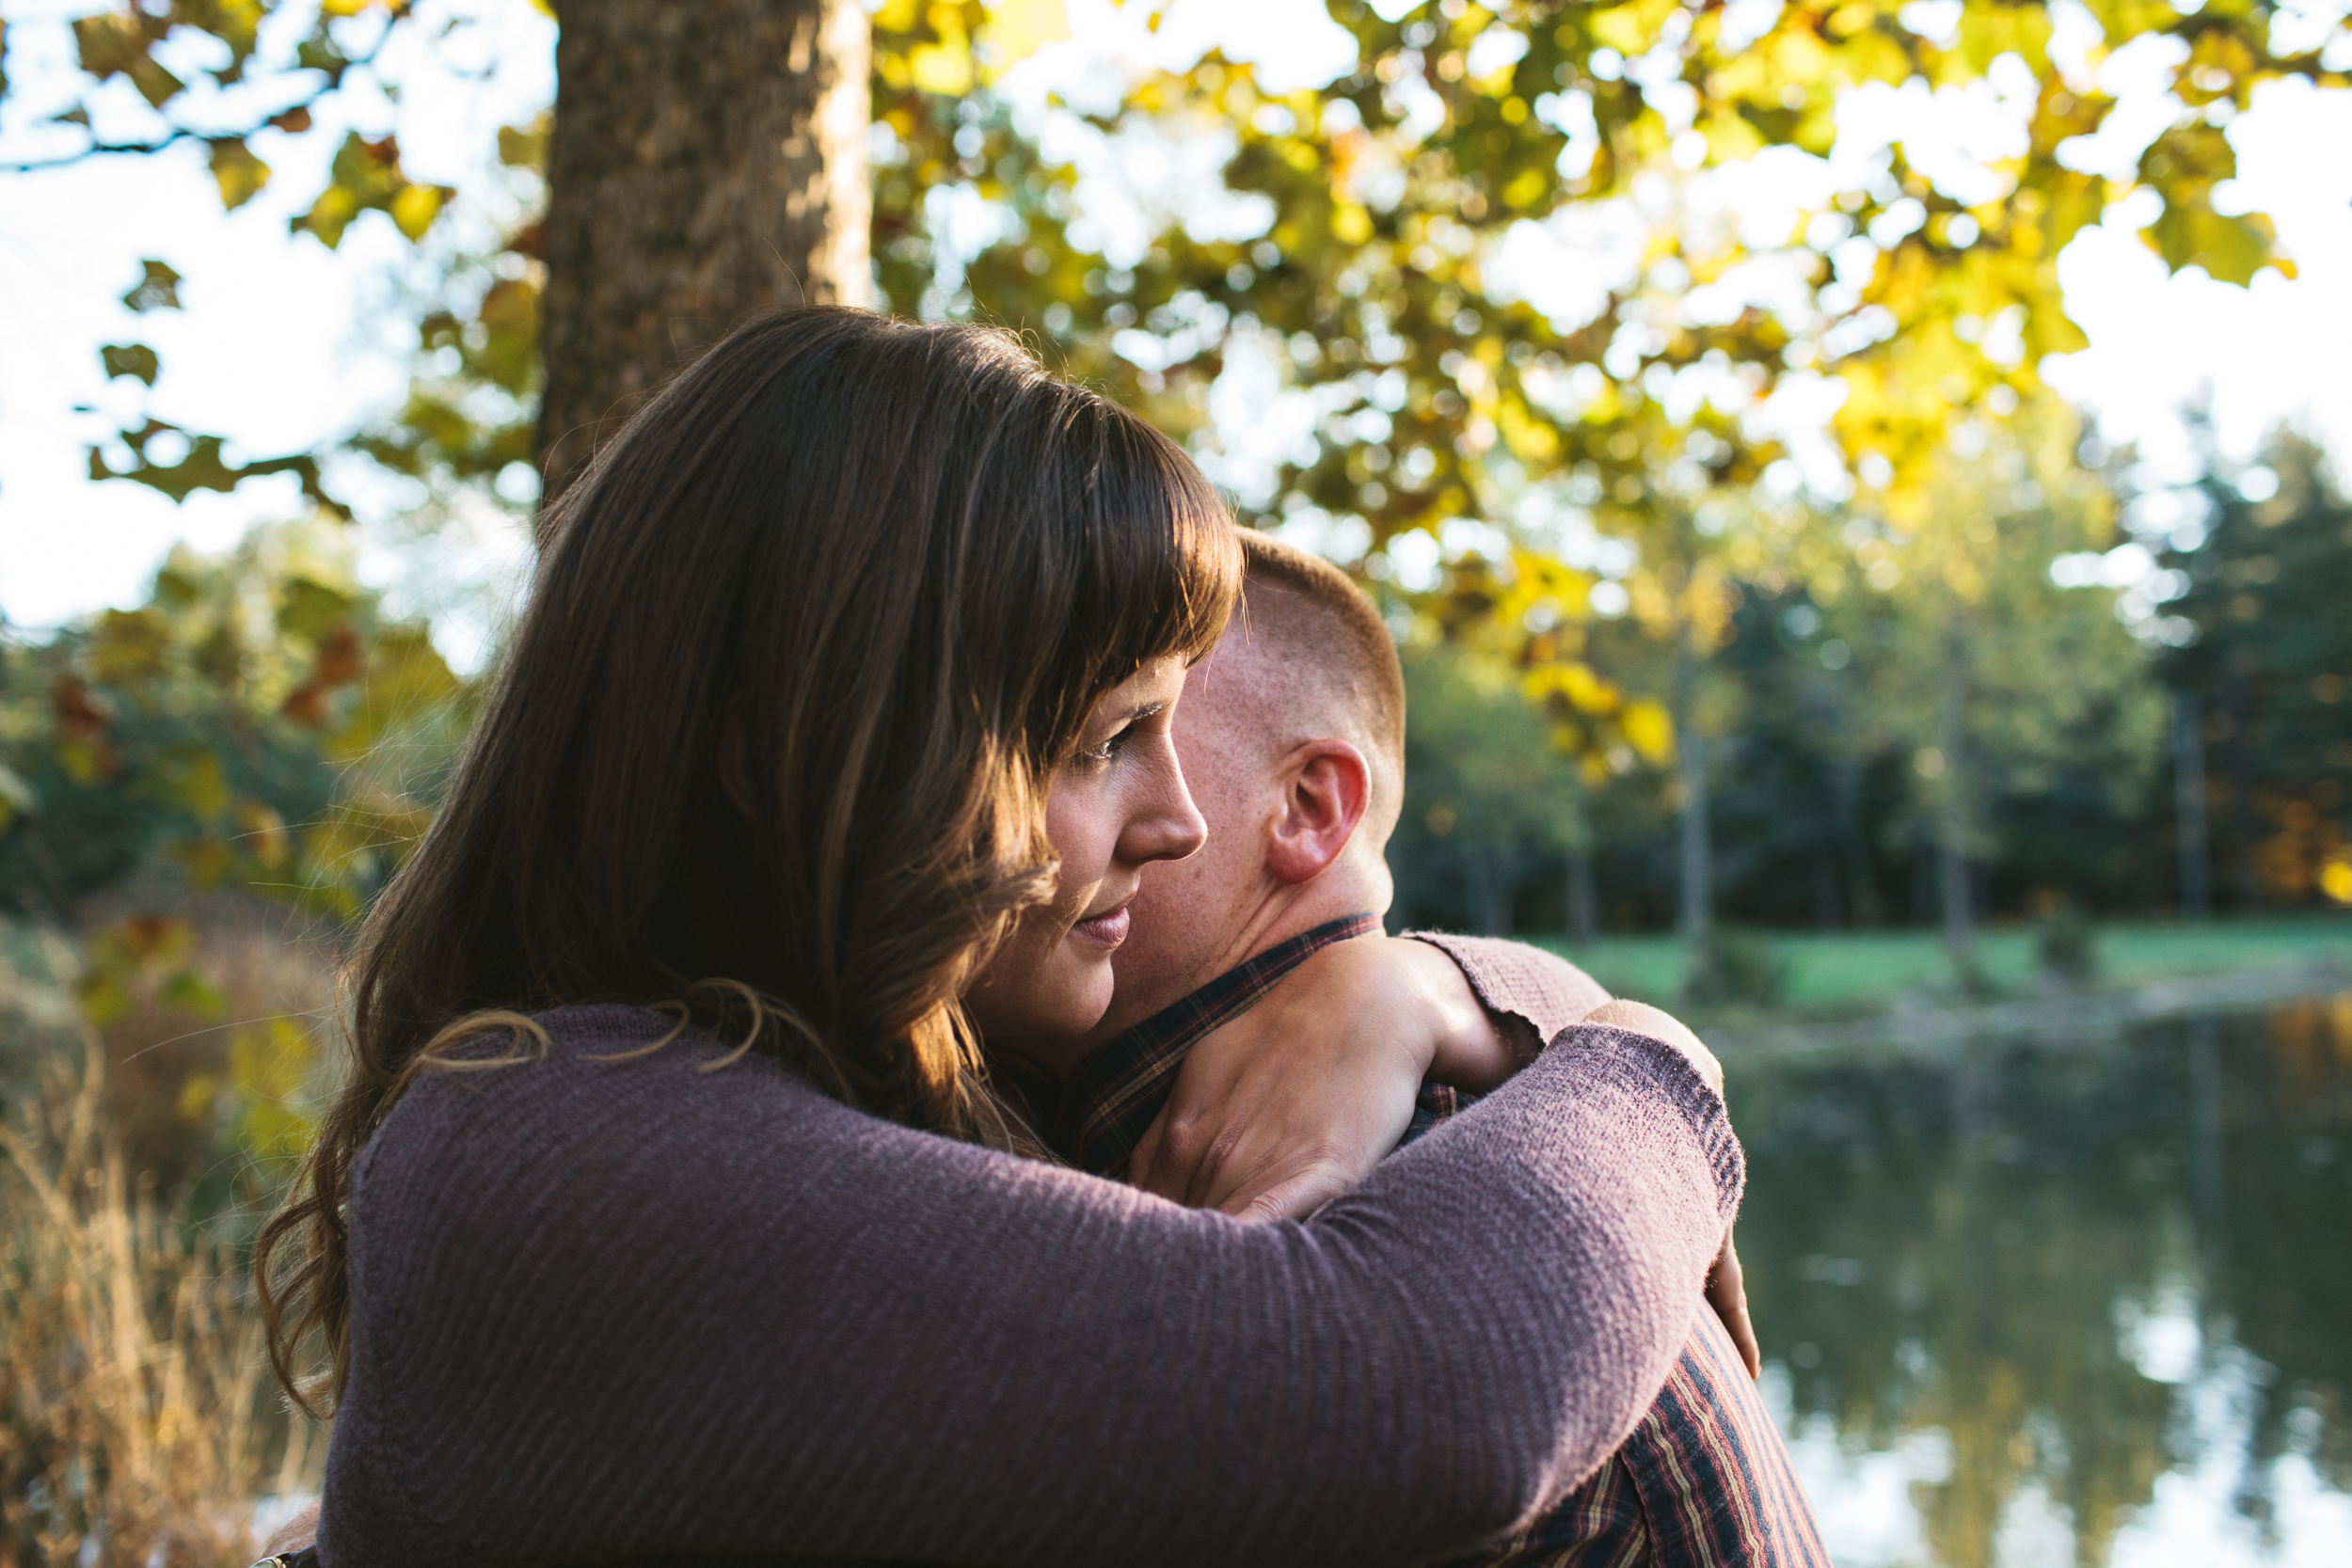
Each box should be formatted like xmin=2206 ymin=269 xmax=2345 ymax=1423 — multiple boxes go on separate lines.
xmin=1130 ymin=934 xmax=1506 ymax=1221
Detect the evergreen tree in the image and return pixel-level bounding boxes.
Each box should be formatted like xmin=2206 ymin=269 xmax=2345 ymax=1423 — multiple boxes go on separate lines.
xmin=2162 ymin=435 xmax=2352 ymax=908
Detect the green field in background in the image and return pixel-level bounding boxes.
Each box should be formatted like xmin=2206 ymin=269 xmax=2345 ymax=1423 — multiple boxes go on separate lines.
xmin=1534 ymin=916 xmax=2352 ymax=1012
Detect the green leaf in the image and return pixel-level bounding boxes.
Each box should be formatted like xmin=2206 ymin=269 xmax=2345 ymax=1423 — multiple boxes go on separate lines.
xmin=277 ymin=577 xmax=358 ymax=641
xmin=294 ymin=133 xmax=450 ymax=248
xmin=165 ymin=747 xmax=232 ymax=823
xmin=78 ymin=974 xmax=132 ymax=1027
xmin=497 ymin=114 xmax=549 ymax=169
xmin=72 ymin=9 xmax=181 ymax=107
xmin=91 ymin=418 xmax=345 ymax=516
xmin=159 ymin=966 xmax=228 ymax=1021
xmin=209 ymin=136 xmax=273 ymax=210
xmin=87 ymin=606 xmax=172 ymax=684
xmin=120 ymin=259 xmax=182 ymax=312
xmin=100 ymin=342 xmax=160 ymax=385
xmin=2138 ymin=122 xmax=2289 ymax=286
xmin=0 ymin=764 xmax=38 ymax=833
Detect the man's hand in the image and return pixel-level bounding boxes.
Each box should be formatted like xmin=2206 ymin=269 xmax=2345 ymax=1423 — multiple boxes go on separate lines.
xmin=1708 ymin=1229 xmax=1762 ymax=1379
xmin=1576 ymin=999 xmax=1758 ymax=1377
xmin=1130 ymin=935 xmax=1503 ymax=1222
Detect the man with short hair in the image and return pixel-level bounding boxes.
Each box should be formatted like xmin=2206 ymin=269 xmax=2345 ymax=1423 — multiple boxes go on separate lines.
xmin=1049 ymin=531 xmax=1830 ymax=1566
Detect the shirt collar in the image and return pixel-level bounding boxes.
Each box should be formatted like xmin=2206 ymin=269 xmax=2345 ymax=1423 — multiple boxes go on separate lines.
xmin=1057 ymin=912 xmax=1382 ymax=1178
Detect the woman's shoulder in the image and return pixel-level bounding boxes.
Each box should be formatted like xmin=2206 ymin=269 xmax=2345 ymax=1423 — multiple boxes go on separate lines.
xmin=349 ymin=1004 xmax=839 ymax=1240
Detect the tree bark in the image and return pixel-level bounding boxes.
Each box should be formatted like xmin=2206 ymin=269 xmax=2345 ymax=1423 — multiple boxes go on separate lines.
xmin=1832 ymin=754 xmax=1882 ymax=927
xmin=536 ymin=0 xmax=872 ymax=521
xmin=1934 ymin=612 xmax=1975 ymax=974
xmin=2171 ymin=689 xmax=2213 ymax=921
xmin=1672 ymin=626 xmax=1712 ymax=940
xmin=1563 ymin=776 xmax=1597 ymax=944
xmin=1565 ymin=843 xmax=1597 ymax=945
xmin=1463 ymin=843 xmax=1511 ymax=935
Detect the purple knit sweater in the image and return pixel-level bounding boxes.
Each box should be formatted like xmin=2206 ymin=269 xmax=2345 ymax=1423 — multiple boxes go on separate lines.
xmin=317 ymin=995 xmax=1740 ymax=1566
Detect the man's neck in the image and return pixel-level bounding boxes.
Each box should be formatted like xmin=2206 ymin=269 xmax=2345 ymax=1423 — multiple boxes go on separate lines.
xmin=1083 ymin=855 xmax=1390 ymax=1049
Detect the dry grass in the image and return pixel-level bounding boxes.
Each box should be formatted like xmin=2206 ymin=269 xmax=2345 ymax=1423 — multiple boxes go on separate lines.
xmin=1 ymin=1032 xmax=322 ymax=1567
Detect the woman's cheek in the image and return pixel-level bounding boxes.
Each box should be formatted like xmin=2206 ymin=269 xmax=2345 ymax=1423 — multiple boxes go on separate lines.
xmin=1044 ymin=772 xmax=1116 ymax=887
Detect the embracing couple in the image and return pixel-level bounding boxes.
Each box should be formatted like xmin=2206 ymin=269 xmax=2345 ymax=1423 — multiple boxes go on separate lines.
xmin=256 ymin=310 xmax=1827 ymax=1567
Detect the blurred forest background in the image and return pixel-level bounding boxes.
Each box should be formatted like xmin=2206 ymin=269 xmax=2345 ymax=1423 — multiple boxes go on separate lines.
xmin=1 ymin=0 xmax=2348 ymax=1561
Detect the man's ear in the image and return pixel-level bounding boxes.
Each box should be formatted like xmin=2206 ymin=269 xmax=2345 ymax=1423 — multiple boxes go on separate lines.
xmin=1264 ymin=740 xmax=1371 ymax=886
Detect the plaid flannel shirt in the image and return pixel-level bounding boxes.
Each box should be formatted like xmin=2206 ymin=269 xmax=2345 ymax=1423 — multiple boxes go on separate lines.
xmin=1057 ymin=915 xmax=1831 ymax=1568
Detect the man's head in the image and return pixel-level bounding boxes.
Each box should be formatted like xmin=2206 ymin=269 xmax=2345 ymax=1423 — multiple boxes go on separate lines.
xmin=1084 ymin=532 xmax=1406 ymax=1044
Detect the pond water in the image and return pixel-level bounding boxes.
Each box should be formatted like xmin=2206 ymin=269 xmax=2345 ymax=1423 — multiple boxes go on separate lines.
xmin=1730 ymin=998 xmax=2352 ymax=1568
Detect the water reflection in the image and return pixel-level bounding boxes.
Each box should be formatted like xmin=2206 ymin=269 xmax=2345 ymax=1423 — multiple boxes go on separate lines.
xmin=1730 ymin=997 xmax=2352 ymax=1567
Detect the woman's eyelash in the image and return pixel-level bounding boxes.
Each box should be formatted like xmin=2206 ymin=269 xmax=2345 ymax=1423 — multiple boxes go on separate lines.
xmin=1081 ymin=702 xmax=1162 ymax=763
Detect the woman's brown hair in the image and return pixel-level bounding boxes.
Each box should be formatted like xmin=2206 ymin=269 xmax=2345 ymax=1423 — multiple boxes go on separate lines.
xmin=255 ymin=308 xmax=1240 ymax=1411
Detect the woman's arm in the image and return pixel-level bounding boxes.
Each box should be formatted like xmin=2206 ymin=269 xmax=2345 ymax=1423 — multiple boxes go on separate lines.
xmin=1127 ymin=933 xmax=1705 ymax=1219
xmin=319 ymin=1005 xmax=1738 ymax=1568
xmin=1130 ymin=932 xmax=1760 ymax=1376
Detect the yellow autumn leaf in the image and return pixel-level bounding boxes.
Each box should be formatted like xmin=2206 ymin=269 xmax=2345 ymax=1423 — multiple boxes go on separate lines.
xmin=172 ymin=749 xmax=231 ymax=823
xmin=88 ymin=608 xmax=171 ymax=684
xmin=230 ymin=1018 xmax=321 ymax=1158
xmin=171 ymin=836 xmax=235 ymax=889
xmin=176 ymin=1071 xmax=222 ymax=1123
xmin=208 ymin=137 xmax=271 ymax=210
xmin=983 ymin=0 xmax=1070 ymax=70
xmin=390 ymin=182 xmax=444 ymax=241
xmin=910 ymin=40 xmax=976 ymax=96
xmin=1590 ymin=0 xmax=1677 ymax=57
xmin=1620 ymin=700 xmax=1676 ymax=766
xmin=236 ymin=799 xmax=292 ymax=870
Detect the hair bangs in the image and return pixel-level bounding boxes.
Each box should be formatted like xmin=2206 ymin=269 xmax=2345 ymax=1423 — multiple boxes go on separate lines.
xmin=1048 ymin=397 xmax=1241 ymax=739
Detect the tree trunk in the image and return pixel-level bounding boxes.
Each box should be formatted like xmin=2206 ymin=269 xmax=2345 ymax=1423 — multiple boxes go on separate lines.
xmin=1832 ymin=754 xmax=1882 ymax=927
xmin=1565 ymin=844 xmax=1597 ymax=946
xmin=2217 ymin=663 xmax=2259 ymax=908
xmin=536 ymin=0 xmax=872 ymax=519
xmin=1563 ymin=776 xmax=1597 ymax=944
xmin=1935 ymin=613 xmax=1974 ymax=974
xmin=2172 ymin=689 xmax=2213 ymax=921
xmin=1672 ymin=627 xmax=1712 ymax=940
xmin=1462 ymin=843 xmax=1510 ymax=935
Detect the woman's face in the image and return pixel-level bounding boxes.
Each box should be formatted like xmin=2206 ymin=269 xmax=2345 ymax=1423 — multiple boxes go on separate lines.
xmin=966 ymin=655 xmax=1206 ymax=1072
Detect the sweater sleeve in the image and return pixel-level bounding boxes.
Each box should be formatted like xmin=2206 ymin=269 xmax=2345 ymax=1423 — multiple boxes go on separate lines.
xmin=321 ymin=1005 xmax=1739 ymax=1568
xmin=1405 ymin=931 xmax=1613 ymax=1064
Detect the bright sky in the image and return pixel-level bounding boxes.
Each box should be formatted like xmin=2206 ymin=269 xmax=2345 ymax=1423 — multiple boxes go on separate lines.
xmin=3 ymin=0 xmax=2349 ymax=648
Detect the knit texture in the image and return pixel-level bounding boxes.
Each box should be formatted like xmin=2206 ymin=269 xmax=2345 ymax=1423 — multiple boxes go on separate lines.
xmin=1401 ymin=935 xmax=1825 ymax=1568
xmin=1405 ymin=931 xmax=1613 ymax=1065
xmin=317 ymin=1006 xmax=1741 ymax=1567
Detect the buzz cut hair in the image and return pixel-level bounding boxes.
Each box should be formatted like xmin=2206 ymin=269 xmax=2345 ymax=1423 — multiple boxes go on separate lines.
xmin=1232 ymin=531 xmax=1407 ymax=838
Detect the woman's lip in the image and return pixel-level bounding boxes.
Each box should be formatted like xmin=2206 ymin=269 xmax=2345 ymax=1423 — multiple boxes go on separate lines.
xmin=1070 ymin=905 xmax=1131 ymax=949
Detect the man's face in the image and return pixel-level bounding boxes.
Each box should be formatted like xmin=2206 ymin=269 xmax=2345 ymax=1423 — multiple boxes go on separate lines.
xmin=1084 ymin=630 xmax=1280 ymax=1042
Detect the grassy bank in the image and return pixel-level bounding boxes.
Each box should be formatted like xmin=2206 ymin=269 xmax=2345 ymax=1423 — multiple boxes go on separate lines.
xmin=1535 ymin=915 xmax=2352 ymax=1017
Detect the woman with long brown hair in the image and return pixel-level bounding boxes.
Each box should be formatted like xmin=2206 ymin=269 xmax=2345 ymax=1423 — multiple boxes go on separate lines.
xmin=257 ymin=308 xmax=1742 ymax=1566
